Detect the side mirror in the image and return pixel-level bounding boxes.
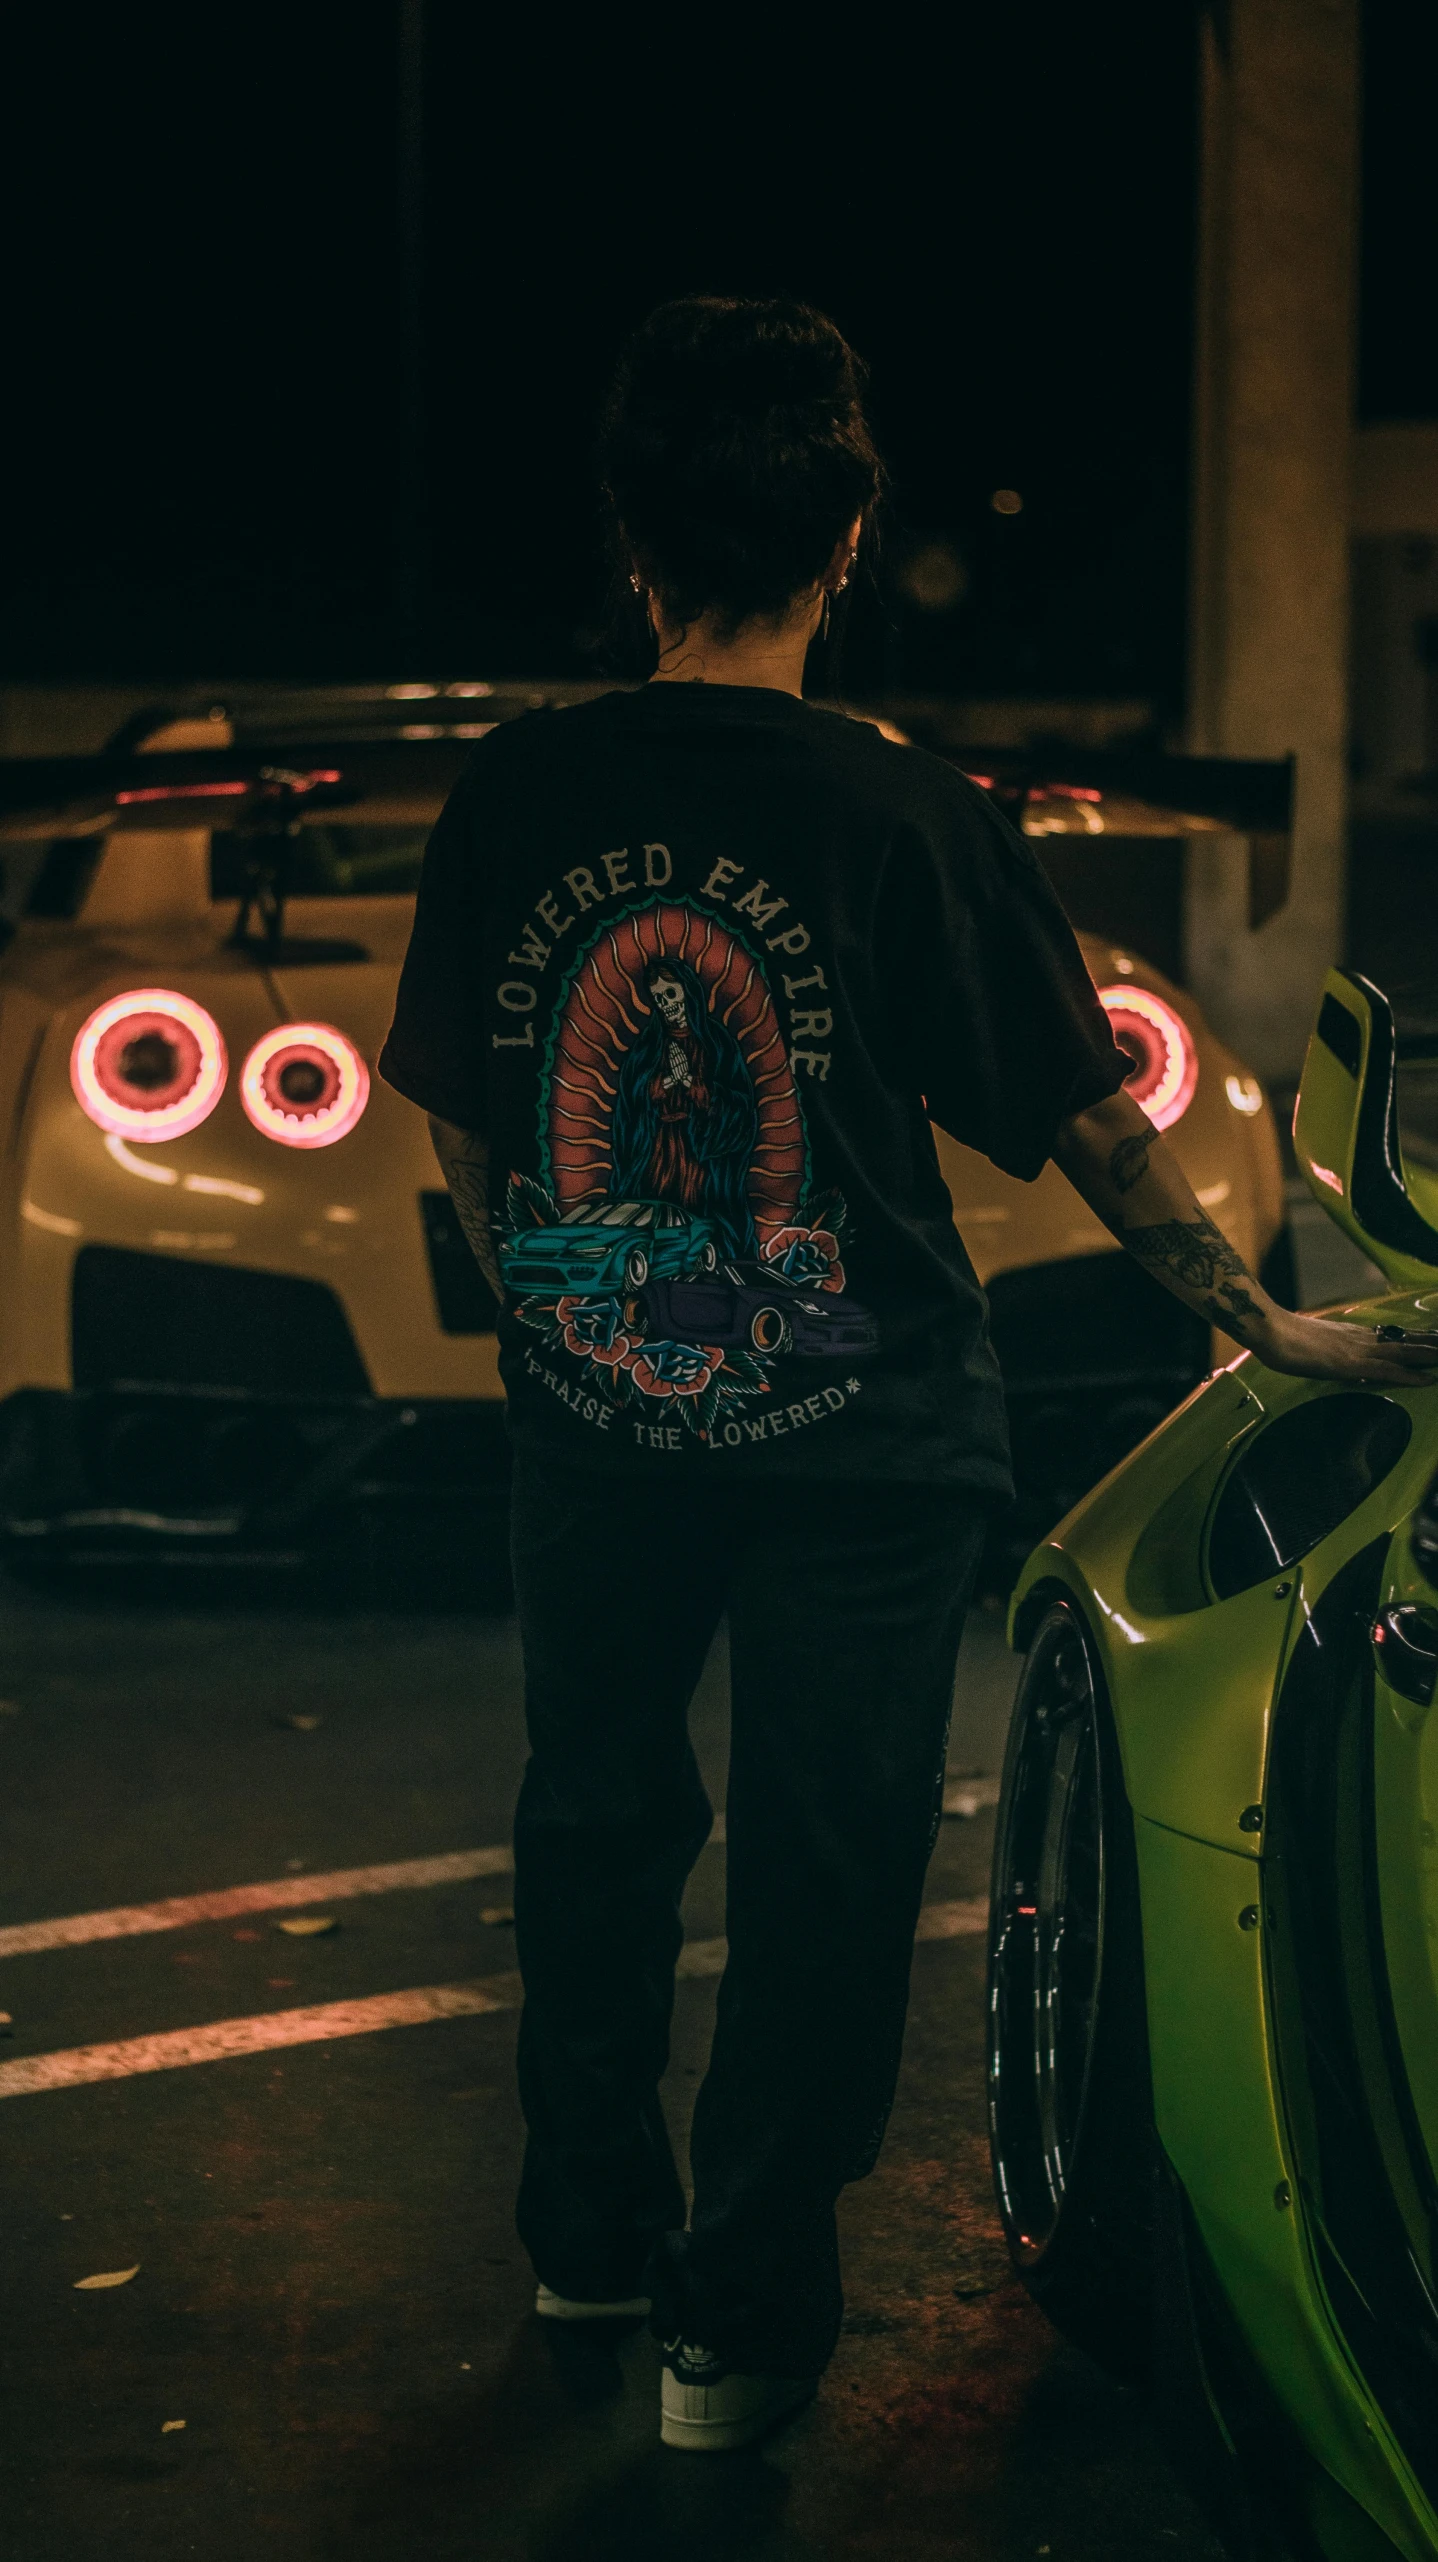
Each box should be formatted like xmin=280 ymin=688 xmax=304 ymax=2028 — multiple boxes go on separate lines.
xmin=1293 ymin=970 xmax=1438 ymax=1289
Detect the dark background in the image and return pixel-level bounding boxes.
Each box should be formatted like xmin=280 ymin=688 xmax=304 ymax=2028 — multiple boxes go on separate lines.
xmin=2 ymin=3 xmax=1429 ymax=698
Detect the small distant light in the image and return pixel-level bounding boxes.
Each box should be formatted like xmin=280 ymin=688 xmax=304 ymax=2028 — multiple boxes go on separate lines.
xmin=1225 ymin=1073 xmax=1264 ymax=1117
xmin=450 ymin=723 xmax=496 ymax=740
xmin=991 ymin=489 xmax=1023 ymax=516
xmin=896 ymin=539 xmax=967 ymax=612
xmin=445 ymin=681 xmax=492 ymax=699
xmin=323 ymin=1205 xmax=359 ymax=1224
xmin=400 ymin=724 xmax=445 ymax=739
xmin=387 ymin=682 xmax=440 ymax=700
xmin=961 ymin=771 xmax=996 ymax=791
xmin=1112 ymin=953 xmax=1135 ymax=975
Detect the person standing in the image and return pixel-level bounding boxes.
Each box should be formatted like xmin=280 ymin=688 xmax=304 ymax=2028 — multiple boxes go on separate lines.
xmin=380 ymin=296 xmax=1438 ymax=2452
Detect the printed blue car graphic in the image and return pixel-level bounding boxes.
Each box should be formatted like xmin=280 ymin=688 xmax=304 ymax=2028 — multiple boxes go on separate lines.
xmin=499 ymin=1198 xmax=720 ymax=1297
xmin=633 ymin=1261 xmax=878 ymax=1358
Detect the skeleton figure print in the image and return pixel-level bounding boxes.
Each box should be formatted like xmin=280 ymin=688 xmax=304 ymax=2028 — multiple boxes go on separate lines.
xmin=496 ymin=895 xmax=877 ymax=1443
xmin=610 ymin=957 xmax=759 ymax=1254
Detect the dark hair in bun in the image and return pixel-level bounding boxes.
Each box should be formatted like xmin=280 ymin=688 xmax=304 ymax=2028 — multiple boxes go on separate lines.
xmin=598 ymin=295 xmax=884 ymax=643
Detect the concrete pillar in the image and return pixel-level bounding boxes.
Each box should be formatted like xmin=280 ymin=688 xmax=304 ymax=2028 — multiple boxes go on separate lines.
xmin=1185 ymin=0 xmax=1359 ymax=1082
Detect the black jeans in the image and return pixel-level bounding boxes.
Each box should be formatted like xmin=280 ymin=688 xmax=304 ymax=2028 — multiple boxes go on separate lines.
xmin=509 ymin=1452 xmax=987 ymax=2377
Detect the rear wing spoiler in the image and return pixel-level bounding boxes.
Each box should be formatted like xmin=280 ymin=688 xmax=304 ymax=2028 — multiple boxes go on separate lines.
xmin=0 ymin=737 xmax=477 ymax=839
xmin=0 ymin=718 xmax=1294 ymax=852
xmin=1294 ymin=969 xmax=1438 ymax=1288
xmin=930 ymin=748 xmax=1294 ymax=926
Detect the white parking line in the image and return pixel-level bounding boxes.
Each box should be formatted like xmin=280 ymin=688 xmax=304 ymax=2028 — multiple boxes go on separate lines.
xmin=0 ymin=1975 xmax=524 ymax=2097
xmin=0 ymin=1847 xmax=516 ymax=1960
xmin=0 ymin=1900 xmax=991 ymax=2099
xmin=0 ymin=1822 xmax=745 ymax=1962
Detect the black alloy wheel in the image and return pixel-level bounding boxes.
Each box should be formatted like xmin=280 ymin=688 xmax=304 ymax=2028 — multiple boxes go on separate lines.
xmin=987 ymin=1597 xmax=1155 ymax=2378
xmin=623 ymin=1246 xmax=649 ymax=1288
xmin=695 ymin=1240 xmax=718 ymax=1273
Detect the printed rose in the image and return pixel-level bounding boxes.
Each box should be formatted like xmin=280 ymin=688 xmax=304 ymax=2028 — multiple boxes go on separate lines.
xmin=621 ymin=1338 xmax=724 ymax=1401
xmin=556 ymin=1295 xmax=636 ymax=1368
xmin=761 ymin=1224 xmax=846 ymax=1294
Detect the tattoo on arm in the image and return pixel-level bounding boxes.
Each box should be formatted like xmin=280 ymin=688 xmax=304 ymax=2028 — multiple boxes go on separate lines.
xmin=1120 ymin=1209 xmax=1265 ymax=1341
xmin=1108 ymin=1132 xmax=1152 ymax=1195
xmin=433 ymin=1125 xmax=504 ymax=1303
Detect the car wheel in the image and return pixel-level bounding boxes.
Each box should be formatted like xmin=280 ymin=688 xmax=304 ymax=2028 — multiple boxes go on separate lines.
xmin=749 ymin=1304 xmax=792 ymax=1356
xmin=623 ymin=1247 xmax=649 ymax=1287
xmin=695 ymin=1240 xmax=718 ymax=1273
xmin=987 ymin=1596 xmax=1155 ymax=2381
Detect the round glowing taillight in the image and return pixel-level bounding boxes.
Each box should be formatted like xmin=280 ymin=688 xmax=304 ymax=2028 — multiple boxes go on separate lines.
xmin=240 ymin=1023 xmax=369 ymax=1148
xmin=71 ymin=989 xmax=227 ymax=1141
xmin=1098 ymin=984 xmax=1198 ymax=1132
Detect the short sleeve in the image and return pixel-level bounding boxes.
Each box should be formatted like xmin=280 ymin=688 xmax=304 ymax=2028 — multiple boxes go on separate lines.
xmin=379 ymin=767 xmax=492 ymax=1129
xmin=886 ymin=780 xmax=1130 ymax=1180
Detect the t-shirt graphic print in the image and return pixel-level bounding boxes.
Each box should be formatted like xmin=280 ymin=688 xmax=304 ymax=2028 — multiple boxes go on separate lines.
xmin=500 ymin=886 xmax=876 ymax=1450
xmin=379 ymin=682 xmax=1129 ymax=1490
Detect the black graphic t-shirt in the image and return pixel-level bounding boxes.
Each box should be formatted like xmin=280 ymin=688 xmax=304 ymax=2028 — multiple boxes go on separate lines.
xmin=380 ymin=684 xmax=1128 ymax=1496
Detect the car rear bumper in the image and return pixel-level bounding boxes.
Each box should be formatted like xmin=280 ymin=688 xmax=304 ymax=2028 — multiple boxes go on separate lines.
xmin=0 ymin=1384 xmax=510 ymax=1564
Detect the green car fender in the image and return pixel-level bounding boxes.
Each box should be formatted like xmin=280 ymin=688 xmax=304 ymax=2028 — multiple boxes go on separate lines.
xmin=1136 ymin=1820 xmax=1437 ymax=2562
xmin=1009 ymin=1407 xmax=1438 ymax=2559
xmin=999 ymin=961 xmax=1438 ymax=2558
xmin=1011 ymin=1358 xmax=1438 ymax=1854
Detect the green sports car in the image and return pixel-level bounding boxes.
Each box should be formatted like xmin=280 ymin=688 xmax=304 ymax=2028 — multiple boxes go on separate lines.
xmin=989 ymin=967 xmax=1438 ymax=2562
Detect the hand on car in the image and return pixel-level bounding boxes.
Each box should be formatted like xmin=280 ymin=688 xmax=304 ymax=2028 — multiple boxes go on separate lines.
xmin=1247 ymin=1308 xmax=1438 ymax=1387
xmin=1054 ymin=1091 xmax=1438 ymax=1389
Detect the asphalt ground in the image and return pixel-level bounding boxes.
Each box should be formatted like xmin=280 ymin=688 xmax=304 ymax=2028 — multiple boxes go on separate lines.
xmin=0 ymin=1566 xmax=1227 ymax=2562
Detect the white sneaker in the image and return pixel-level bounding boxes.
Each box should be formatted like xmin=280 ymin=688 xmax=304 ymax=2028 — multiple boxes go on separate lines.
xmin=660 ymin=2347 xmax=814 ymax=2452
xmin=534 ymin=2282 xmax=651 ymax=2321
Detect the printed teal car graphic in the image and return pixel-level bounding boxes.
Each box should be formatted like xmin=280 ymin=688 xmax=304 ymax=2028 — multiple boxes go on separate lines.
xmin=989 ymin=968 xmax=1438 ymax=2562
xmin=497 ymin=1197 xmax=720 ymax=1297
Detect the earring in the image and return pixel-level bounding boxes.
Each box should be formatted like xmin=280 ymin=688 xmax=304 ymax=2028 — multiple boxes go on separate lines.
xmin=630 ymin=573 xmax=643 ymax=595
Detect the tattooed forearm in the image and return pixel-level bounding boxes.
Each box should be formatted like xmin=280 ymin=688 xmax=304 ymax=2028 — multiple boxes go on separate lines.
xmin=428 ymin=1118 xmax=504 ymax=1304
xmin=1053 ymin=1092 xmax=1283 ymax=1351
xmin=1053 ymin=1089 xmax=1438 ymax=1382
xmin=1108 ymin=1132 xmax=1151 ymax=1195
xmin=1118 ymin=1208 xmax=1246 ymax=1294
xmin=1121 ymin=1210 xmax=1265 ymax=1340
